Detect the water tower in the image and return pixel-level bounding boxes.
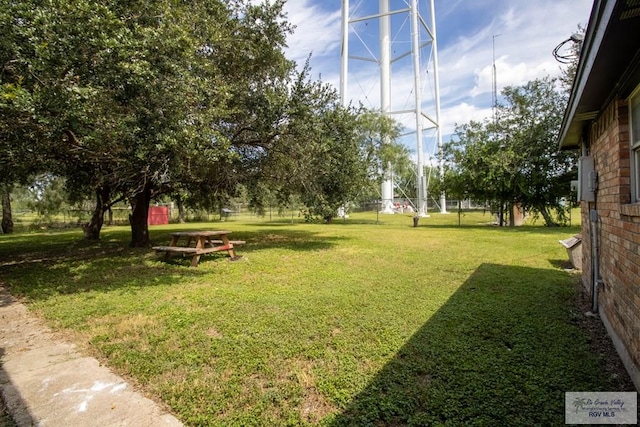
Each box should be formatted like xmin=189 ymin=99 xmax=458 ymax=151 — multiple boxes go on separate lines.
xmin=340 ymin=0 xmax=446 ymax=216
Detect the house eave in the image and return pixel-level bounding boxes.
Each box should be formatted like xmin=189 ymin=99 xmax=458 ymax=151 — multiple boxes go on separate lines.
xmin=558 ymin=0 xmax=640 ymax=150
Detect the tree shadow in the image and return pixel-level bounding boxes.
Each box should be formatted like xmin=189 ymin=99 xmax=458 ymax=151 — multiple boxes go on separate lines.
xmin=150 ymin=228 xmax=343 ymax=254
xmin=0 ymin=227 xmax=343 ymax=301
xmin=327 ymin=263 xmax=616 ymax=426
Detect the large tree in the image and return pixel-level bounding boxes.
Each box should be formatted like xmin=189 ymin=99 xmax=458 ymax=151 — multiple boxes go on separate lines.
xmin=234 ymin=65 xmax=403 ymax=223
xmin=3 ymin=0 xmax=400 ymax=241
xmin=0 ymin=0 xmax=51 ymax=232
xmin=442 ymin=76 xmax=577 ymax=226
xmin=1 ymin=0 xmax=296 ymax=245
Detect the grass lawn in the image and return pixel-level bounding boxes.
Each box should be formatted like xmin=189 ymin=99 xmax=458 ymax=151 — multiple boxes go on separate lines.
xmin=0 ymin=211 xmax=627 ymax=425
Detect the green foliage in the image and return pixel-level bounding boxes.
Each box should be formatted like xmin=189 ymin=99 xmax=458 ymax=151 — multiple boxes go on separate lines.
xmin=298 ymin=106 xmax=369 ymax=222
xmin=0 ymin=0 xmax=300 ymax=244
xmin=238 ymin=66 xmax=404 ymax=223
xmin=392 ymin=154 xmax=423 ymax=202
xmin=24 ymin=175 xmax=69 ymax=220
xmin=442 ymin=77 xmax=578 ymax=226
xmin=558 ymin=26 xmax=585 ymax=93
xmin=2 ymin=0 xmax=402 ymax=241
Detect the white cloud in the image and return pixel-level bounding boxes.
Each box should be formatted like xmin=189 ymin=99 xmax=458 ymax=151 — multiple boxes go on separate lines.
xmin=281 ymin=1 xmax=342 ymax=64
xmin=469 ymin=55 xmax=561 ymax=98
xmin=277 ymin=0 xmax=592 ymax=142
xmin=442 ymin=102 xmax=493 ymax=133
xmin=436 ymin=0 xmax=591 ymax=125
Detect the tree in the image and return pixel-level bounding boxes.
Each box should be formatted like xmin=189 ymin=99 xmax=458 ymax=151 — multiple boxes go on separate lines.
xmin=1 ymin=186 xmax=12 ymax=233
xmin=2 ymin=0 xmax=404 ymax=239
xmin=300 ymin=107 xmax=403 ymax=223
xmin=1 ymin=0 xmax=135 ymax=237
xmin=443 ymin=118 xmax=506 ymax=221
xmin=356 ymin=110 xmax=408 ymax=205
xmin=231 ymin=63 xmax=403 ymax=223
xmin=393 ymin=156 xmax=419 ymax=204
xmin=297 ymin=106 xmax=366 ymax=222
xmin=2 ymin=0 xmax=297 ymax=245
xmin=430 ymin=167 xmax=468 ymax=225
xmin=557 ymin=26 xmax=585 ymax=93
xmin=0 ymin=2 xmax=50 ymax=233
xmin=499 ymin=78 xmax=577 ymax=225
xmin=443 ymin=76 xmax=577 ymax=226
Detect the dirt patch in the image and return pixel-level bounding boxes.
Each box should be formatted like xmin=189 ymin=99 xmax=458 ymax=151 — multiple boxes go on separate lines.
xmin=205 ymin=327 xmax=224 ymax=339
xmin=290 ymin=358 xmax=337 ymax=423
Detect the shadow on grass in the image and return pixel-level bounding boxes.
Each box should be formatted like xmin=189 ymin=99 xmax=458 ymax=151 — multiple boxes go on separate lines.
xmin=328 ymin=263 xmax=614 ymax=426
xmin=150 ymin=228 xmax=344 ymax=254
xmin=548 ymin=259 xmax=575 ymax=270
xmin=0 ymin=227 xmax=342 ymax=301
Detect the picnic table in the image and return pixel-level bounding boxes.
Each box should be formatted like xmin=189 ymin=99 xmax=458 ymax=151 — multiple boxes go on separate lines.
xmin=152 ymin=230 xmax=244 ymax=267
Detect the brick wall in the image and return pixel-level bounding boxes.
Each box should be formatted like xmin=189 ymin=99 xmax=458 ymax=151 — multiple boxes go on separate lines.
xmin=581 ymin=97 xmax=640 ymax=389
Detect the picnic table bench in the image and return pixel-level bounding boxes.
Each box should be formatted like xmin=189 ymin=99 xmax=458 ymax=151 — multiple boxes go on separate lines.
xmin=152 ymin=230 xmax=243 ymax=267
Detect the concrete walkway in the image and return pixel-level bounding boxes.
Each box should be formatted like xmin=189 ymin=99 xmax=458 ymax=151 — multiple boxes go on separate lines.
xmin=0 ymin=288 xmax=183 ymax=426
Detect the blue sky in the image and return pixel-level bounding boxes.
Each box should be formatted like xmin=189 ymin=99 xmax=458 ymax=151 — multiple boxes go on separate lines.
xmin=275 ymin=0 xmax=593 ymax=157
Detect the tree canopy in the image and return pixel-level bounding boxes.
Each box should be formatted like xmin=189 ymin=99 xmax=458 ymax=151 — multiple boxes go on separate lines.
xmin=441 ymin=76 xmax=577 ymax=226
xmin=1 ymin=0 xmax=401 ymax=241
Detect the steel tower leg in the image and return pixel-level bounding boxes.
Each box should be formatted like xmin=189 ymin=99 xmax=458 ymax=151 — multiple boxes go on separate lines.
xmin=341 ymin=1 xmax=444 ymax=217
xmin=379 ymin=0 xmax=394 ymax=214
xmin=430 ymin=0 xmax=447 ymax=214
xmin=340 ymin=0 xmax=349 ymax=107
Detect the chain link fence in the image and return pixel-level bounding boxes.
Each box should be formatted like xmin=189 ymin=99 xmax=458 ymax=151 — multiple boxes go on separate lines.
xmin=11 ymin=199 xmax=490 ymax=229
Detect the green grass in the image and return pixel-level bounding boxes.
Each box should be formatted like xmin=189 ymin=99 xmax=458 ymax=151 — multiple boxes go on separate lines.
xmin=0 ymin=211 xmax=619 ymax=425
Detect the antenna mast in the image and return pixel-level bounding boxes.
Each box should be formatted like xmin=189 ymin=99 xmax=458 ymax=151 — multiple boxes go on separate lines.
xmin=492 ymin=34 xmax=501 ymax=122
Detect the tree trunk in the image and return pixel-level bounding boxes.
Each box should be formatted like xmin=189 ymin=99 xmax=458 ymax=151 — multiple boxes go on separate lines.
xmin=536 ymin=203 xmax=557 ymax=227
xmin=129 ymin=186 xmax=151 ymax=247
xmin=176 ymin=195 xmax=186 ymax=223
xmin=1 ymin=187 xmax=14 ymax=234
xmin=83 ymin=186 xmax=111 ymax=240
xmin=509 ymin=202 xmax=515 ymax=227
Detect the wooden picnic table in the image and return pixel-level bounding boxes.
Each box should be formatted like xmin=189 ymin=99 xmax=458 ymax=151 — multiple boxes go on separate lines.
xmin=152 ymin=230 xmax=244 ymax=267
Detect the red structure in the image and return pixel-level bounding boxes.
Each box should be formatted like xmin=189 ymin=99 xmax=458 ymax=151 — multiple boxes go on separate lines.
xmin=147 ymin=206 xmax=169 ymax=225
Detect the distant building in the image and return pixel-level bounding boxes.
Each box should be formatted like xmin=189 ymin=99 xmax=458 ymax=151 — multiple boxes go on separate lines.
xmin=558 ymin=0 xmax=640 ymax=390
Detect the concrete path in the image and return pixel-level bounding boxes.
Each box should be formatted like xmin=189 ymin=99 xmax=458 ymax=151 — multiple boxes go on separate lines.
xmin=0 ymin=288 xmax=183 ymax=426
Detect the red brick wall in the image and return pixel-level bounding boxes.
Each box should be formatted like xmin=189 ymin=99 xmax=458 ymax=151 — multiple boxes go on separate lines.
xmin=581 ymin=98 xmax=640 ymax=388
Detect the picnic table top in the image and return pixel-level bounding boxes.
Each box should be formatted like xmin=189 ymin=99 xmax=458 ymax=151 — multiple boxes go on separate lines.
xmin=171 ymin=230 xmax=232 ymax=237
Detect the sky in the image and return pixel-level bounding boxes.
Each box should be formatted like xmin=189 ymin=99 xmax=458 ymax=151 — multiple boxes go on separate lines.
xmin=275 ymin=0 xmax=594 ymax=157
